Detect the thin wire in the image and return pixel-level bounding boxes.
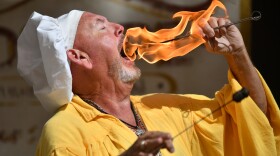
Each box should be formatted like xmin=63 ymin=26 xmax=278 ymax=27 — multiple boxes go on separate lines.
xmin=161 ymin=10 xmax=262 ymax=43
xmin=150 ymin=98 xmax=234 ymax=153
xmin=148 ymin=100 xmax=233 ymax=152
xmin=150 ymin=88 xmax=249 ymax=153
xmin=173 ymin=99 xmax=230 ymax=139
xmin=172 ymin=86 xmax=249 ymax=140
xmin=214 ymin=10 xmax=261 ymax=29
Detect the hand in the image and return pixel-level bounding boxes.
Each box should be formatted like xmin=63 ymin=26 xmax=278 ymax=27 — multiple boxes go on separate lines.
xmin=197 ymin=17 xmax=246 ymax=55
xmin=120 ymin=131 xmax=175 ymax=156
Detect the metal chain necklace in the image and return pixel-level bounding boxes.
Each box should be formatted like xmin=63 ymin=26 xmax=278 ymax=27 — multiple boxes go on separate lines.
xmin=82 ymin=98 xmax=162 ymax=156
xmin=82 ymin=99 xmax=146 ymax=136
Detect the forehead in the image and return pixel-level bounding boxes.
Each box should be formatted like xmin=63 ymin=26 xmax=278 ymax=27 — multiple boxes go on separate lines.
xmin=79 ymin=12 xmax=107 ymax=25
xmin=74 ymin=12 xmax=107 ymax=49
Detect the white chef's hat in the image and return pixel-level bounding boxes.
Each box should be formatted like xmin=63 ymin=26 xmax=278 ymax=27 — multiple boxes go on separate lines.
xmin=17 ymin=10 xmax=84 ymax=112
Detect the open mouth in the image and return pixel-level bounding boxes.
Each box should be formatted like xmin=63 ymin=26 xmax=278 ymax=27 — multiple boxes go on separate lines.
xmin=119 ymin=35 xmax=138 ymax=61
xmin=120 ymin=48 xmax=139 ymax=61
xmin=120 ymin=48 xmax=127 ymax=58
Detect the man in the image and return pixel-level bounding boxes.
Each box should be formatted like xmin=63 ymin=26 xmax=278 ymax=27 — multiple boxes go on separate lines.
xmin=17 ymin=9 xmax=280 ymax=156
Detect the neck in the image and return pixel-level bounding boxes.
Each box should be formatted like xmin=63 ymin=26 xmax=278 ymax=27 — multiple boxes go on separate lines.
xmin=79 ymin=94 xmax=130 ymax=117
xmin=76 ymin=78 xmax=134 ymax=111
xmin=74 ymin=72 xmax=137 ymax=120
xmin=82 ymin=98 xmax=146 ymax=136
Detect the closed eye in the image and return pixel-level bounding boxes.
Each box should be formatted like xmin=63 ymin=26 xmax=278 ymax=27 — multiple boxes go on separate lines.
xmin=96 ymin=18 xmax=106 ymax=30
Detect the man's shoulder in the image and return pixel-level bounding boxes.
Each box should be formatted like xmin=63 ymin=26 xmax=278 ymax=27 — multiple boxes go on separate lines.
xmin=42 ymin=104 xmax=80 ymax=131
xmin=36 ymin=104 xmax=88 ymax=155
xmin=131 ymin=93 xmax=211 ymax=107
xmin=131 ymin=93 xmax=209 ymax=101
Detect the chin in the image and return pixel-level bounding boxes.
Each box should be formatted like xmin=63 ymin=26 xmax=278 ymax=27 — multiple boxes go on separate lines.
xmin=120 ymin=67 xmax=141 ymax=83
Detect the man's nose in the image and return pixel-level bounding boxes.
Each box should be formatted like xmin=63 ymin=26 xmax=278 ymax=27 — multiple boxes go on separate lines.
xmin=114 ymin=23 xmax=124 ymax=36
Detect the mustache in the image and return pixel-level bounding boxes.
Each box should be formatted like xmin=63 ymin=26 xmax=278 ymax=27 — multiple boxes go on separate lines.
xmin=118 ymin=34 xmax=125 ymax=51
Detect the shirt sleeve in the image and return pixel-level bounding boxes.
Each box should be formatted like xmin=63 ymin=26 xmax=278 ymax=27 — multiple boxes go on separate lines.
xmin=215 ymin=69 xmax=280 ymax=156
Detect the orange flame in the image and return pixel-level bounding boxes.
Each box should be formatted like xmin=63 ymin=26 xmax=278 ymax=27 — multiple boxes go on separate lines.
xmin=123 ymin=0 xmax=228 ymax=64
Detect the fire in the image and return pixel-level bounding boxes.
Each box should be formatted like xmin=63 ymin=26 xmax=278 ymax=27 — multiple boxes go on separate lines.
xmin=123 ymin=0 xmax=228 ymax=64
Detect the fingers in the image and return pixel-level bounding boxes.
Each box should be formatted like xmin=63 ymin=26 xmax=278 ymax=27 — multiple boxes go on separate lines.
xmin=137 ymin=131 xmax=175 ymax=155
xmin=198 ymin=17 xmax=231 ymax=38
xmin=141 ymin=131 xmax=174 ymax=151
xmin=216 ymin=18 xmax=228 ymax=36
xmin=197 ymin=18 xmax=215 ymax=38
xmin=195 ymin=16 xmax=245 ymax=55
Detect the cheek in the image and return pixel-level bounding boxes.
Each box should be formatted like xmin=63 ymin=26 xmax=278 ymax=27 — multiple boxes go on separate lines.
xmin=102 ymin=36 xmax=117 ymax=49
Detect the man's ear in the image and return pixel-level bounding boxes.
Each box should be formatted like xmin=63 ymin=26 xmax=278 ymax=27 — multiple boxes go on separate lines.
xmin=66 ymin=49 xmax=92 ymax=69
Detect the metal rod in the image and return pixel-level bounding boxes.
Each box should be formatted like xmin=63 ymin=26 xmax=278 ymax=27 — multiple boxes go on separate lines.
xmin=172 ymin=87 xmax=249 ymax=140
xmin=161 ymin=10 xmax=261 ymax=43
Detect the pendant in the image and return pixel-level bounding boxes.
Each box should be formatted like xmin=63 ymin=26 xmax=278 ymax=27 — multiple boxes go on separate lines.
xmin=135 ymin=128 xmax=145 ymax=136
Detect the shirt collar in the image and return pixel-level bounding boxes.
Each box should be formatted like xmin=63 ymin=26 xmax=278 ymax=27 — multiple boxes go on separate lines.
xmin=70 ymin=95 xmax=105 ymax=122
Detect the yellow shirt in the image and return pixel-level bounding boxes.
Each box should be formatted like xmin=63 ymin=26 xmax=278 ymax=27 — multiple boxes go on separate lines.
xmin=36 ymin=71 xmax=280 ymax=156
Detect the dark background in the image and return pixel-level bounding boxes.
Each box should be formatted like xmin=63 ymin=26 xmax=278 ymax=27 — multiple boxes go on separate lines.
xmin=252 ymin=1 xmax=279 ymax=106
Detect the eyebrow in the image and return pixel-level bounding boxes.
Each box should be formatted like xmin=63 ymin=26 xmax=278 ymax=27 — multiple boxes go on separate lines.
xmin=96 ymin=18 xmax=105 ymax=23
xmin=96 ymin=16 xmax=107 ymax=24
xmin=94 ymin=17 xmax=107 ymax=29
